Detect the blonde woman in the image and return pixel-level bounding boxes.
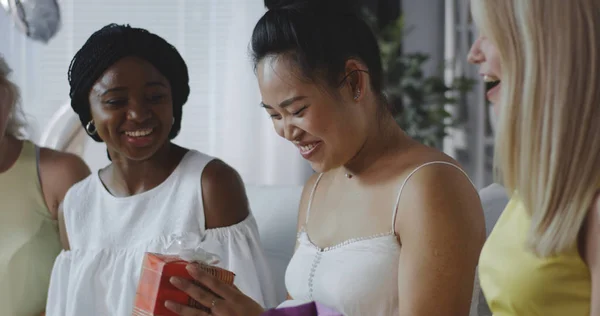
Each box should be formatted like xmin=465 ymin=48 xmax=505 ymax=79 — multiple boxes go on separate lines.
xmin=0 ymin=56 xmax=90 ymax=315
xmin=468 ymin=0 xmax=600 ymax=315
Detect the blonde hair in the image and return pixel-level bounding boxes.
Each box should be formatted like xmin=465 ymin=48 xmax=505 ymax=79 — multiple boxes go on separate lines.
xmin=0 ymin=55 xmax=26 ymax=138
xmin=471 ymin=0 xmax=600 ymax=256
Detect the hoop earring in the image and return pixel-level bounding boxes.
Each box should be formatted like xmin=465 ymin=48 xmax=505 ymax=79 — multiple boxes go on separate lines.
xmin=85 ymin=120 xmax=97 ymax=136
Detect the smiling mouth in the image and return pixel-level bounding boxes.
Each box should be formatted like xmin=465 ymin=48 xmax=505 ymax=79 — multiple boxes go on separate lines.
xmin=299 ymin=143 xmax=319 ymax=153
xmin=296 ymin=141 xmax=322 ymax=159
xmin=484 ymin=75 xmax=501 ymax=91
xmin=124 ymin=128 xmax=154 ymax=137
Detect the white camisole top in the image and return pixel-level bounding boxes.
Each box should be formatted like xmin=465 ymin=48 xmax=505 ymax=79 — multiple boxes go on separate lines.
xmin=280 ymin=161 xmax=469 ymax=316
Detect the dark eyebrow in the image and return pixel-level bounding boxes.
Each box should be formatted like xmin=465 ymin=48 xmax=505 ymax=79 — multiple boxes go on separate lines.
xmin=101 ymin=87 xmax=127 ymax=96
xmin=261 ymin=96 xmax=307 ymax=109
xmin=146 ymin=82 xmax=167 ymax=88
xmin=100 ymin=82 xmax=167 ymax=96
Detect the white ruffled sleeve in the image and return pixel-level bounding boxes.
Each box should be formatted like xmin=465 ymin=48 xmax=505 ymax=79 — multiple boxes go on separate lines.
xmin=201 ymin=214 xmax=278 ymax=309
xmin=45 ymin=250 xmax=72 ymax=315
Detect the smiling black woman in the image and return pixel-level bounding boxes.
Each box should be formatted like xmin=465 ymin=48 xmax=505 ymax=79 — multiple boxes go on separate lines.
xmin=44 ymin=24 xmax=277 ymax=316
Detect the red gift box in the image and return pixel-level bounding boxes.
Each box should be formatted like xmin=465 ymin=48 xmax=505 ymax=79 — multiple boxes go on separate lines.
xmin=132 ymin=252 xmax=235 ymax=316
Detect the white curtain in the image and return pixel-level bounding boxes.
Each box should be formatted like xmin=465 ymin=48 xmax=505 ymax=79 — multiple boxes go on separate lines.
xmin=0 ymin=0 xmax=313 ymax=186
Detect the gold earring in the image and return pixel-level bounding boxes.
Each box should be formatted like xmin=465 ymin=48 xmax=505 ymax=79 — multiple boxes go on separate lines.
xmin=85 ymin=120 xmax=97 ymax=136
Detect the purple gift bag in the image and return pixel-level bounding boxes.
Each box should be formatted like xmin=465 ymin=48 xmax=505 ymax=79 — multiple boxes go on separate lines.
xmin=261 ymin=302 xmax=343 ymax=316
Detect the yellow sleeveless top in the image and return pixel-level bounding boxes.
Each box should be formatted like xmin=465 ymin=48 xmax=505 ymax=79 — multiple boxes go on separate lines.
xmin=479 ymin=197 xmax=591 ymax=316
xmin=0 ymin=141 xmax=62 ymax=316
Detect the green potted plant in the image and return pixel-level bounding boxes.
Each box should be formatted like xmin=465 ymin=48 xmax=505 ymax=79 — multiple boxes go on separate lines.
xmin=365 ymin=12 xmax=475 ymax=148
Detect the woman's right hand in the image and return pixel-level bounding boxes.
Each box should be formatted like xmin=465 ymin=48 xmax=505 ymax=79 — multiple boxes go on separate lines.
xmin=165 ymin=263 xmax=265 ymax=316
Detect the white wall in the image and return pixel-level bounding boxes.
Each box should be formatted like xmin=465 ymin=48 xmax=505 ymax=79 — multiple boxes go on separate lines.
xmin=402 ymin=0 xmax=445 ymax=77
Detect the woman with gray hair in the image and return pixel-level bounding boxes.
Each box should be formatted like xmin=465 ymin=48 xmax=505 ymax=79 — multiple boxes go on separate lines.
xmin=0 ymin=55 xmax=90 ymax=315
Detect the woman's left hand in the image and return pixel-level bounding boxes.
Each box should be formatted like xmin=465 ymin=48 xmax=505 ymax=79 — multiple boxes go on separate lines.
xmin=165 ymin=263 xmax=265 ymax=316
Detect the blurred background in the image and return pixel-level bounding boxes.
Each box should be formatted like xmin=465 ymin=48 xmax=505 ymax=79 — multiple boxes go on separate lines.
xmin=0 ymin=0 xmax=494 ymax=189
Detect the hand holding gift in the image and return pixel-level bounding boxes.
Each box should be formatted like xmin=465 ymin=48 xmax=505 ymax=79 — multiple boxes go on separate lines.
xmin=132 ymin=234 xmax=236 ymax=316
xmin=166 ymin=263 xmax=265 ymax=316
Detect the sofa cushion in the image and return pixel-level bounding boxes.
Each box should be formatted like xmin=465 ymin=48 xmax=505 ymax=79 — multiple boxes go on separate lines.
xmin=246 ymin=184 xmax=303 ymax=304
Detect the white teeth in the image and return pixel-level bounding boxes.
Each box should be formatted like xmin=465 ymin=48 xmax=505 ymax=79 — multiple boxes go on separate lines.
xmin=125 ymin=129 xmax=153 ymax=137
xmin=300 ymin=143 xmax=316 ymax=152
xmin=483 ymin=75 xmax=500 ymax=82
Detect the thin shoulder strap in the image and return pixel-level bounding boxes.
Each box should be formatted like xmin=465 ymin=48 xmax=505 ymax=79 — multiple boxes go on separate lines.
xmin=35 ymin=144 xmax=41 ymax=176
xmin=391 ymin=161 xmax=473 ymax=233
xmin=305 ymin=173 xmax=325 ymax=226
xmin=34 ymin=144 xmax=43 ymax=188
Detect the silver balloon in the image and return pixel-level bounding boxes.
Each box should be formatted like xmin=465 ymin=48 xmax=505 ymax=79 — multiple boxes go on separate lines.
xmin=0 ymin=0 xmax=8 ymax=11
xmin=1 ymin=0 xmax=61 ymax=43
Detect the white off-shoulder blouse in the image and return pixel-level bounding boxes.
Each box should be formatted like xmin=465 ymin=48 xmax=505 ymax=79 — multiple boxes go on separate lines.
xmin=45 ymin=150 xmax=277 ymax=315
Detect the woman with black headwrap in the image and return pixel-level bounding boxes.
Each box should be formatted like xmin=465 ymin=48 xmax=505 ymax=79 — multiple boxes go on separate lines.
xmin=44 ymin=24 xmax=277 ymax=315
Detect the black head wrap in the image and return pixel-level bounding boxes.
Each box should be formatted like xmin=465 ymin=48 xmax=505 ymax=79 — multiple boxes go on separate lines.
xmin=68 ymin=23 xmax=189 ymax=142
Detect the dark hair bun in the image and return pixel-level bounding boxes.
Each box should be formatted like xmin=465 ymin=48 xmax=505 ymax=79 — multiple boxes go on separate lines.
xmin=263 ymin=0 xmax=292 ymax=10
xmin=264 ymin=0 xmax=358 ymax=14
xmin=253 ymin=0 xmax=384 ymax=111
